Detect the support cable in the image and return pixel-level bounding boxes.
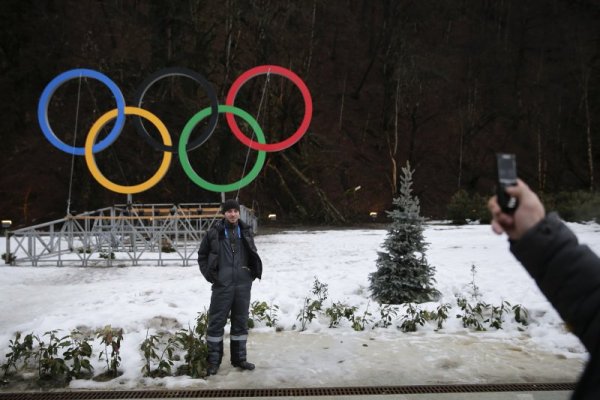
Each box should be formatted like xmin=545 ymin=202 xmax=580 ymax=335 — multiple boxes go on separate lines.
xmin=66 ymin=74 xmax=83 ymax=216
xmin=236 ymin=67 xmax=271 ymax=201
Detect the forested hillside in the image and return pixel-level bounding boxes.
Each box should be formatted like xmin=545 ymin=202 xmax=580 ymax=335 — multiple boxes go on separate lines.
xmin=0 ymin=0 xmax=598 ymax=227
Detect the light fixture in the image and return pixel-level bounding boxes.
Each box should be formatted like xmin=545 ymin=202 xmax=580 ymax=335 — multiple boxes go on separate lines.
xmin=369 ymin=212 xmax=378 ymax=220
xmin=267 ymin=214 xmax=277 ymax=221
xmin=1 ymin=220 xmax=12 ymax=229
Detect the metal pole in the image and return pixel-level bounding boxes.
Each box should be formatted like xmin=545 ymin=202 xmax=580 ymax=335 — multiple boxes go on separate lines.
xmin=6 ymin=229 xmax=12 ymax=265
xmin=2 ymin=220 xmax=12 ymax=264
xmin=4 ymin=231 xmax=11 ymax=265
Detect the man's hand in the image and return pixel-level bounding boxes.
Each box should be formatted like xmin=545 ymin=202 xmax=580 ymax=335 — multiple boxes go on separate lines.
xmin=488 ymin=179 xmax=546 ymax=240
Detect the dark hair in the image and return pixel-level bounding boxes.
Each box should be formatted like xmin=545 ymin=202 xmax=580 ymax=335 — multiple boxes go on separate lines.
xmin=221 ymin=199 xmax=240 ymax=212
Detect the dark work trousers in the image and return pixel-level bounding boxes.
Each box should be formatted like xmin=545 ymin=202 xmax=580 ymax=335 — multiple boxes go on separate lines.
xmin=206 ymin=227 xmax=253 ymax=346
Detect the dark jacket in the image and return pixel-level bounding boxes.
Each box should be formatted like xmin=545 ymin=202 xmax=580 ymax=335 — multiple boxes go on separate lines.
xmin=198 ymin=219 xmax=262 ymax=284
xmin=510 ymin=213 xmax=600 ymax=400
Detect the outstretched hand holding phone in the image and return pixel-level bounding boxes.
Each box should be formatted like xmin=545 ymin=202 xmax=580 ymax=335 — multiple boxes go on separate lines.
xmin=487 ymin=178 xmax=600 ymax=400
xmin=488 ymin=179 xmax=546 ymax=241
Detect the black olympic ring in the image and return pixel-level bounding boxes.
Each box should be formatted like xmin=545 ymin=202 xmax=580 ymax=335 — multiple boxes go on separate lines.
xmin=132 ymin=67 xmax=219 ymax=153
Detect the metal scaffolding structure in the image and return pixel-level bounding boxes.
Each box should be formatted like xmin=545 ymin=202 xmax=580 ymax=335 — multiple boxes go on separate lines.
xmin=3 ymin=203 xmax=257 ymax=267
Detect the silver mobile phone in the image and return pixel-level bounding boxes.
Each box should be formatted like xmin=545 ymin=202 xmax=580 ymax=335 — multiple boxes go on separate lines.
xmin=496 ymin=153 xmax=519 ymax=213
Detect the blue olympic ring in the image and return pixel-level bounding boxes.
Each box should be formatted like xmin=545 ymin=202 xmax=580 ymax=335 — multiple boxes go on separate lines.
xmin=37 ymin=69 xmax=126 ymax=156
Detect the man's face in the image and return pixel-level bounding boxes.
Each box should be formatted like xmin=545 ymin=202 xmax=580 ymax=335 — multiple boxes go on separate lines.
xmin=224 ymin=208 xmax=240 ymax=224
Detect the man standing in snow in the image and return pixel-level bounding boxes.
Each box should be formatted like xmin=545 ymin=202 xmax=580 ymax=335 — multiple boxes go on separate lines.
xmin=198 ymin=199 xmax=262 ymax=376
xmin=488 ymin=180 xmax=599 ymax=400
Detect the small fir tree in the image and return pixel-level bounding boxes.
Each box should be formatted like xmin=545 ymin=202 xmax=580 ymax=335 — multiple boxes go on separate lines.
xmin=369 ymin=162 xmax=440 ymax=304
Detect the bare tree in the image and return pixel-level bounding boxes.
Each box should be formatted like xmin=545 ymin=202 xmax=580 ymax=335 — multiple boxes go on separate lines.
xmin=579 ymin=65 xmax=594 ymax=191
xmin=387 ymin=79 xmax=400 ymax=194
xmin=304 ymin=0 xmax=318 ymax=77
xmin=456 ymin=77 xmax=494 ymax=189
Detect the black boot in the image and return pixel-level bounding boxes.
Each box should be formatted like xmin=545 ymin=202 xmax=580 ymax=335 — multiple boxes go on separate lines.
xmin=206 ymin=340 xmax=223 ymax=376
xmin=230 ymin=340 xmax=255 ymax=370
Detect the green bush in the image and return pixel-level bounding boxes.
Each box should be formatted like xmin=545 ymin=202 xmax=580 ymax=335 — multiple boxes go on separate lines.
xmin=540 ymin=191 xmax=600 ymax=222
xmin=325 ymin=301 xmax=356 ymax=328
xmin=96 ymin=325 xmax=123 ymax=379
xmin=2 ymin=330 xmax=93 ymax=385
xmin=296 ymin=277 xmax=329 ymax=331
xmin=399 ymin=303 xmax=427 ymax=332
xmin=1 ymin=332 xmax=34 ymax=378
xmin=174 ymin=312 xmax=208 ymax=378
xmin=2 ymin=252 xmax=16 ymax=264
xmin=446 ymin=190 xmax=490 ymax=224
xmin=447 ymin=189 xmax=600 ymax=224
xmin=140 ymin=331 xmax=178 ymax=378
xmin=249 ymin=301 xmax=279 ymax=328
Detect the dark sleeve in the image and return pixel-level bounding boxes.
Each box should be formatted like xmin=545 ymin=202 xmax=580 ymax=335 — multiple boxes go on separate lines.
xmin=510 ymin=212 xmax=600 ymax=356
xmin=197 ymin=233 xmax=213 ymax=283
xmin=241 ymin=225 xmax=262 ymax=280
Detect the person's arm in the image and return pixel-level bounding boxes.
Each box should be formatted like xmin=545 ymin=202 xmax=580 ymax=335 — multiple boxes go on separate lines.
xmin=198 ymin=233 xmax=215 ymax=283
xmin=511 ymin=213 xmax=600 ymax=355
xmin=489 ymin=180 xmax=600 ymax=355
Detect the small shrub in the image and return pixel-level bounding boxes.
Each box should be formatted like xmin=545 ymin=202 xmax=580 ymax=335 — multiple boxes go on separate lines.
xmin=249 ymin=301 xmax=279 ymax=328
xmin=374 ymin=304 xmax=399 ymax=328
xmin=324 ymin=301 xmax=371 ymax=331
xmin=63 ymin=330 xmax=93 ymax=381
xmin=541 ymin=191 xmax=600 ymax=222
xmin=311 ymin=277 xmax=329 ymax=308
xmin=140 ymin=331 xmax=178 ymax=378
xmin=325 ymin=302 xmax=353 ymax=328
xmin=350 ymin=303 xmax=372 ymax=331
xmin=1 ymin=332 xmax=34 ymax=378
xmin=36 ymin=330 xmax=70 ymax=380
xmin=160 ymin=240 xmax=176 ymax=253
xmin=455 ymin=294 xmax=530 ymax=331
xmin=96 ymin=325 xmax=123 ymax=379
xmin=2 ymin=330 xmax=93 ymax=384
xmin=1 ymin=252 xmax=16 ymax=264
xmin=446 ymin=190 xmax=490 ymax=224
xmin=512 ymin=303 xmax=529 ymax=326
xmin=98 ymin=252 xmax=115 ymax=260
xmin=399 ymin=303 xmax=427 ymax=332
xmin=141 ymin=331 xmax=160 ymax=377
xmin=174 ymin=312 xmax=208 ymax=378
xmin=468 ymin=264 xmax=482 ymax=301
xmin=296 ymin=277 xmax=329 ymax=331
xmin=487 ymin=301 xmax=510 ymax=329
xmin=455 ymin=296 xmax=488 ymax=331
xmin=428 ymin=303 xmax=451 ymax=330
xmin=297 ymin=298 xmax=321 ymax=331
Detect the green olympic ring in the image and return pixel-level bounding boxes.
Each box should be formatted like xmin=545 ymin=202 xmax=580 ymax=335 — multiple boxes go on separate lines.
xmin=179 ymin=105 xmax=267 ymax=192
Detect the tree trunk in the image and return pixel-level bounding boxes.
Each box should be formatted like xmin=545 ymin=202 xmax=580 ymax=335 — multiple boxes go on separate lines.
xmin=338 ymin=73 xmax=346 ymax=130
xmin=582 ymin=70 xmax=594 ymax=191
xmin=267 ymin=162 xmax=309 ymax=219
xmin=280 ymin=154 xmax=346 ymax=223
xmin=389 ymin=79 xmax=400 ymax=194
xmin=304 ymin=0 xmax=318 ymax=77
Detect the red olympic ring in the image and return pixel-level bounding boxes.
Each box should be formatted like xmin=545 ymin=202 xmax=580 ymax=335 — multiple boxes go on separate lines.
xmin=225 ymin=65 xmax=313 ymax=152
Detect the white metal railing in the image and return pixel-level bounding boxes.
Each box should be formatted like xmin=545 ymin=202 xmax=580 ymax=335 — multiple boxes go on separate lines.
xmin=3 ymin=203 xmax=257 ymax=267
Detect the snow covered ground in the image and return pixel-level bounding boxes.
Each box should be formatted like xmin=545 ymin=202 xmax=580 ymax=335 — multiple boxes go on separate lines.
xmin=1 ymin=221 xmax=598 ymax=390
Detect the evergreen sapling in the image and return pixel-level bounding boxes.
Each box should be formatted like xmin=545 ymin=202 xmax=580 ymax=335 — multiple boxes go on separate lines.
xmin=369 ymin=162 xmax=440 ymax=304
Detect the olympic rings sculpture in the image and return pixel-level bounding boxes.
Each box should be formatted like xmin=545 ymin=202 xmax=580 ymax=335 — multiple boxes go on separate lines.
xmin=37 ymin=65 xmax=312 ymax=194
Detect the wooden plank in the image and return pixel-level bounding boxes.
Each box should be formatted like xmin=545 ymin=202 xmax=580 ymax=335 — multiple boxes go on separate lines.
xmin=125 ymin=207 xmax=221 ymax=215
xmin=72 ymin=214 xmax=222 ymax=220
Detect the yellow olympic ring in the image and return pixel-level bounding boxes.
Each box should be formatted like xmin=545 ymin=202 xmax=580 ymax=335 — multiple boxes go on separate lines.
xmin=84 ymin=106 xmax=173 ymax=194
